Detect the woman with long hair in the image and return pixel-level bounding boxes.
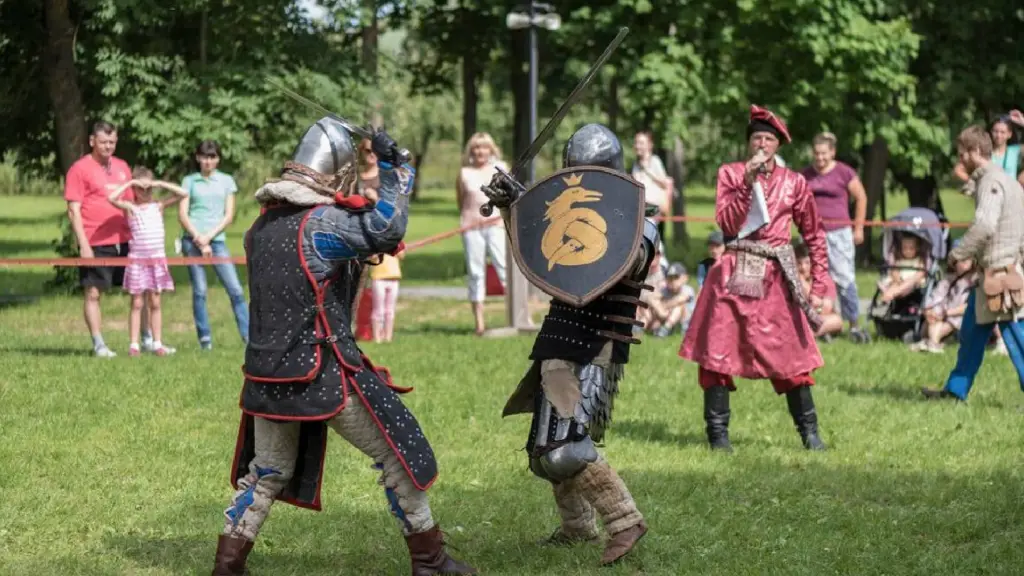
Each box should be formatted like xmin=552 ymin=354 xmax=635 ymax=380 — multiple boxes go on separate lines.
xmin=954 ymin=112 xmax=1024 ymax=184
xmin=177 ymin=140 xmax=250 ymax=349
xmin=631 ymin=130 xmax=674 ymax=239
xmin=456 ymin=132 xmax=508 ymax=335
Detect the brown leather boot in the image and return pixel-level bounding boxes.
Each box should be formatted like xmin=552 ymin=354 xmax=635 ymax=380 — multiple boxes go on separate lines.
xmin=212 ymin=534 xmax=253 ymax=575
xmin=599 ymin=520 xmax=648 ymax=566
xmin=406 ymin=525 xmax=478 ymax=575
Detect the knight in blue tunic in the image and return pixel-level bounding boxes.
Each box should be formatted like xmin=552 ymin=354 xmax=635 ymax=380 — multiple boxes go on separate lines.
xmin=210 ymin=118 xmax=476 ymax=576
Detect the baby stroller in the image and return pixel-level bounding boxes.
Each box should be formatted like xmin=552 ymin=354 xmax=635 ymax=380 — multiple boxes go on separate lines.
xmin=868 ymin=207 xmax=949 ymax=342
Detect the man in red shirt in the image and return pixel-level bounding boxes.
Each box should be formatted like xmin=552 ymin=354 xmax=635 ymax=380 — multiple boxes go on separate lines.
xmin=64 ymin=121 xmax=134 ymax=357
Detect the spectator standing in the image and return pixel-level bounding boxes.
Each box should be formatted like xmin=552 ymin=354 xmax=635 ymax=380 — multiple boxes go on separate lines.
xmin=178 ymin=140 xmax=249 ymax=349
xmin=800 ymin=132 xmax=870 ymax=343
xmin=107 ymin=168 xmax=188 ymax=356
xmin=369 ymin=249 xmax=404 ymax=343
xmin=456 ymin=132 xmax=508 ymax=335
xmin=954 ymin=111 xmax=1024 ymax=185
xmin=64 ymin=121 xmax=134 ymax=357
xmin=631 ymin=130 xmax=674 ymax=239
xmin=358 ymin=137 xmax=380 ymax=192
xmin=922 ymin=126 xmax=1024 ymax=401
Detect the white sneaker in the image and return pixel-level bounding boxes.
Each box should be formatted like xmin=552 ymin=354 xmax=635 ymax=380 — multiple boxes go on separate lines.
xmin=94 ymin=346 xmax=117 ymax=358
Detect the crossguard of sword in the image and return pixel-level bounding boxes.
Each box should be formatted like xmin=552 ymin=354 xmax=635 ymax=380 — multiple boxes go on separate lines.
xmin=479 ymin=166 xmax=525 ymax=217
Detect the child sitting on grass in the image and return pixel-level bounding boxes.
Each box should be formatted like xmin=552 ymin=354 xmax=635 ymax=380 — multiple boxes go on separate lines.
xmin=910 ymin=250 xmax=976 ymax=353
xmin=795 ymin=241 xmax=844 ymax=341
xmin=648 ymin=262 xmax=695 ymax=337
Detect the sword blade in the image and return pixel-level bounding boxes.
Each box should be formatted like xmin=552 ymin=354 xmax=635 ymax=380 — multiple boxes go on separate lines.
xmin=510 ymin=26 xmax=629 ymax=182
xmin=265 ymin=77 xmax=373 ymax=140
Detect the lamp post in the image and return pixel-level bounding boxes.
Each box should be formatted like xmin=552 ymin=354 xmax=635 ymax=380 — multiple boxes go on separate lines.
xmin=493 ymin=2 xmax=560 ymax=335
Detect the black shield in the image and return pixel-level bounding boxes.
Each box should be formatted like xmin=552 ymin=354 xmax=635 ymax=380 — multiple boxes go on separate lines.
xmin=510 ymin=166 xmax=645 ymax=307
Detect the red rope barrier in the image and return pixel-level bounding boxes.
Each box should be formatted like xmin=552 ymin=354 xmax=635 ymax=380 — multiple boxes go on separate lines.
xmin=0 ymin=214 xmax=966 ymax=268
xmin=658 ymin=215 xmax=971 ymax=229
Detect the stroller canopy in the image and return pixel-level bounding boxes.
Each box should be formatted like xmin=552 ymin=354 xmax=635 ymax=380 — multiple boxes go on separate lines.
xmin=882 ymin=207 xmax=948 ymax=263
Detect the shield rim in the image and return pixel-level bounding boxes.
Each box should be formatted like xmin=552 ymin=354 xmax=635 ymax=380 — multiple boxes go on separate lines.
xmin=509 ymin=165 xmax=645 ymax=308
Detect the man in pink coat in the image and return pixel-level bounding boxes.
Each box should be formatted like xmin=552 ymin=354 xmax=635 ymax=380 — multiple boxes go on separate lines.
xmin=679 ymin=105 xmax=830 ymax=452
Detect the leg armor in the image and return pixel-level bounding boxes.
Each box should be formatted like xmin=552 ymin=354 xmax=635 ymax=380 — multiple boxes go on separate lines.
xmin=526 ymin=360 xmax=620 ymax=482
xmin=527 ymin=392 xmax=599 ymax=482
xmin=327 ymin=398 xmax=434 ymax=535
xmin=574 ymin=362 xmax=621 ymax=443
xmin=222 ymin=417 xmax=299 ymax=541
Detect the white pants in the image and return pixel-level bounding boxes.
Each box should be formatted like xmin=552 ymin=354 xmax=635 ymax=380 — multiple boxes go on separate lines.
xmin=223 ymin=398 xmax=434 ymax=541
xmin=462 ymin=225 xmax=507 ymax=303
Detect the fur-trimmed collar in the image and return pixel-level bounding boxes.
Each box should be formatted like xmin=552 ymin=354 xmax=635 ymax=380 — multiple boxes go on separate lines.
xmin=254 ymin=179 xmax=334 ymax=206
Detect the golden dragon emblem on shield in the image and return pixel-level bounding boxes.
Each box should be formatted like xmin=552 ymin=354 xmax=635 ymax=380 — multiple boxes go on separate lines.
xmin=541 ymin=173 xmax=608 ymax=271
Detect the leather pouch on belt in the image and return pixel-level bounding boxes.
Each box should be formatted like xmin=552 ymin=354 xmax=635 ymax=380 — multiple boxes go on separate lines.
xmin=983 ymin=265 xmax=1024 ymax=313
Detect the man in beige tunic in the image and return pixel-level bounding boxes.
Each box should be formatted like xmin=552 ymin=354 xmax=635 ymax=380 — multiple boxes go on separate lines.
xmin=922 ymin=125 xmax=1024 ymax=401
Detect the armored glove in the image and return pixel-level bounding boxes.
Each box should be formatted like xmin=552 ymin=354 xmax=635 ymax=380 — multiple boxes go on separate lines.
xmin=479 ymin=167 xmax=526 ymax=216
xmin=371 ymin=129 xmax=407 ymax=165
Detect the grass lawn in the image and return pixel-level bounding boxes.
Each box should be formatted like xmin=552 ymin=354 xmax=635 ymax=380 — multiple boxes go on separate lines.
xmin=1 ymin=290 xmax=1023 ymax=575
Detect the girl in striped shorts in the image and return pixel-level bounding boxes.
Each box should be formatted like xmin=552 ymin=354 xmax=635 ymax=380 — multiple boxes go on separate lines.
xmin=108 ymin=167 xmax=188 ymax=356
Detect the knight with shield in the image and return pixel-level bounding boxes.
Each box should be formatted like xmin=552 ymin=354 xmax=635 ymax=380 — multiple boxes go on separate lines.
xmin=481 ymin=123 xmax=657 ymax=566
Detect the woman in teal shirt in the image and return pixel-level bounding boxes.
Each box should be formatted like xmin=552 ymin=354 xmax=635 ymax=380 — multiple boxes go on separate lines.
xmin=954 ymin=112 xmax=1024 ymax=183
xmin=178 ymin=140 xmax=249 ymax=349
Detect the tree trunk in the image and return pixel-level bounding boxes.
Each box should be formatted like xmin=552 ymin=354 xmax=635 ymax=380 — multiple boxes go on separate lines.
xmin=411 ymin=129 xmax=432 ymax=201
xmin=893 ymin=171 xmax=939 ymax=210
xmin=361 ymin=0 xmax=381 ymax=127
xmin=361 ymin=0 xmax=378 ymax=77
xmin=200 ymin=8 xmax=208 ymax=72
xmin=668 ymin=135 xmax=688 ymax=245
xmin=42 ymin=0 xmax=86 ymax=175
xmin=859 ymin=136 xmax=890 ymax=265
xmin=641 ymin=107 xmax=655 ymax=131
xmin=461 ymin=57 xmax=478 ymax=146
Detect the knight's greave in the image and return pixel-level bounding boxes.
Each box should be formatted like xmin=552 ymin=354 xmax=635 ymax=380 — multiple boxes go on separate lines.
xmin=222 ymin=417 xmax=300 ymax=541
xmin=574 ymin=456 xmax=643 ymax=536
xmin=328 ymin=398 xmax=434 ymax=535
xmin=552 ymin=478 xmax=600 ymax=539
